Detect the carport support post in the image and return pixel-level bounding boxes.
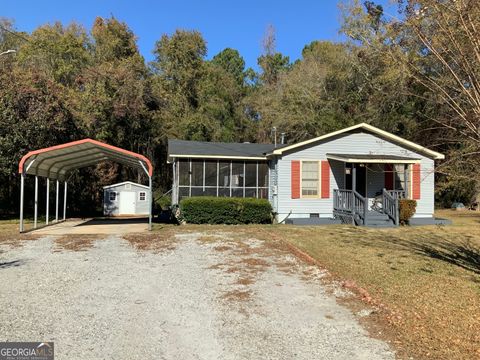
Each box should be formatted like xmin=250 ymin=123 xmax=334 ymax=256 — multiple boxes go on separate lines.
xmin=19 ymin=173 xmax=25 ymax=233
xmin=55 ymin=180 xmax=59 ymax=222
xmin=63 ymin=181 xmax=67 ymax=221
xmin=34 ymin=176 xmax=38 ymax=229
xmin=148 ymin=175 xmax=152 ymax=231
xmin=46 ymin=178 xmax=50 ymax=225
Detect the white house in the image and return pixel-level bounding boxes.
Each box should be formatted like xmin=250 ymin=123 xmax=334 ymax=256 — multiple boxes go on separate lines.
xmin=167 ymin=123 xmax=445 ymax=226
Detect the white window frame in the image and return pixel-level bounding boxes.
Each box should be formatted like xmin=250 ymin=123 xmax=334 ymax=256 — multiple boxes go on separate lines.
xmin=138 ymin=191 xmax=146 ymax=201
xmin=300 ymin=160 xmax=320 ymax=199
xmin=109 ymin=191 xmax=117 ymax=201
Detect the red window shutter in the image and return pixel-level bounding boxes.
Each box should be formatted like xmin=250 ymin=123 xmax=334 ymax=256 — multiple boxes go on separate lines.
xmin=384 ymin=164 xmax=393 ymax=190
xmin=412 ymin=164 xmax=421 ymax=200
xmin=291 ymin=161 xmax=300 ymax=199
xmin=321 ymin=161 xmax=330 ymax=198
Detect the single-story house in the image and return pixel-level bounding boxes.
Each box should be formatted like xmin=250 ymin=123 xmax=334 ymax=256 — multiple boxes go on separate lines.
xmin=167 ymin=123 xmax=445 ymax=226
xmin=103 ymin=181 xmax=150 ymax=216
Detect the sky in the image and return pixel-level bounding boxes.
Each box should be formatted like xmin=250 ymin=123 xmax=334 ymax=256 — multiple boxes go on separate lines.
xmin=1 ymin=0 xmax=391 ymax=70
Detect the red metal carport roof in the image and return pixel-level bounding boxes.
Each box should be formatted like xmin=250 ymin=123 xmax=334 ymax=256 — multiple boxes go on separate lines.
xmin=19 ymin=138 xmax=153 ymax=181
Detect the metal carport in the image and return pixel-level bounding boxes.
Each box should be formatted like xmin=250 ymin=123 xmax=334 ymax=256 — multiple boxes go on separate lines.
xmin=18 ymin=138 xmax=154 ymax=232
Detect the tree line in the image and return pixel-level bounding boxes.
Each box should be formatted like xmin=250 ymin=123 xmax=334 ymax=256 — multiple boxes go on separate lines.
xmin=0 ymin=0 xmax=478 ymax=216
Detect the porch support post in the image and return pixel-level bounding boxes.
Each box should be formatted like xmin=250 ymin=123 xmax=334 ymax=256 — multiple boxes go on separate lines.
xmin=19 ymin=173 xmax=25 ymax=233
xmin=148 ymin=175 xmax=153 ymax=231
xmin=404 ymin=164 xmax=409 ymax=198
xmin=45 ymin=178 xmax=50 ymax=225
xmin=352 ymin=164 xmax=357 ymax=193
xmin=34 ymin=176 xmax=38 ymax=229
xmin=63 ymin=181 xmax=67 ymax=220
xmin=55 ymin=180 xmax=59 ymax=222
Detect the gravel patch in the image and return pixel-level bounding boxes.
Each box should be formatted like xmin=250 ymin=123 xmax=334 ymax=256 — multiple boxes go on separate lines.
xmin=0 ymin=232 xmax=395 ymax=359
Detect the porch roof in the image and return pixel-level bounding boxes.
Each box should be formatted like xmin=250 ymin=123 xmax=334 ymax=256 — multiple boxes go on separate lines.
xmin=326 ymin=153 xmax=421 ymax=164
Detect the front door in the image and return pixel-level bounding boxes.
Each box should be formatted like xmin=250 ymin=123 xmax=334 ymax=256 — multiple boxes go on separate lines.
xmin=119 ymin=192 xmax=136 ymax=215
xmin=345 ymin=163 xmax=366 ymax=197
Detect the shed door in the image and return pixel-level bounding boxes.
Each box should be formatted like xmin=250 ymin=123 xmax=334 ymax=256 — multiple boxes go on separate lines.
xmin=119 ymin=192 xmax=136 ymax=215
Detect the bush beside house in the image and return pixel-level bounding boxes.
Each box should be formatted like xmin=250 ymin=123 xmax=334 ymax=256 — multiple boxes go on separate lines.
xmin=180 ymin=197 xmax=272 ymax=224
xmin=399 ymin=199 xmax=417 ymax=225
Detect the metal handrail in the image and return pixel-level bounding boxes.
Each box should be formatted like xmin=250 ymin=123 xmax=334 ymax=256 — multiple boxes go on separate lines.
xmin=383 ymin=188 xmax=399 ymax=225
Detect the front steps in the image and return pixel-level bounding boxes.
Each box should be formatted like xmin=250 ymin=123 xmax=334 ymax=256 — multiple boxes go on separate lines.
xmin=362 ymin=211 xmax=395 ymax=228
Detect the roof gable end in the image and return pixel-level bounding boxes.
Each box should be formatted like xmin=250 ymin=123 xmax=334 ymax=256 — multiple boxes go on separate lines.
xmin=269 ymin=123 xmax=444 ymax=160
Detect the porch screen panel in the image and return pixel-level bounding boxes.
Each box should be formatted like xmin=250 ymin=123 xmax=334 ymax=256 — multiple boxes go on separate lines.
xmin=245 ymin=162 xmax=257 ymax=197
xmin=178 ymin=159 xmax=190 ymax=186
xmin=258 ymin=163 xmax=269 ymax=199
xmin=219 ymin=161 xmax=230 ymax=197
xmin=205 ymin=161 xmax=217 ymax=186
xmin=191 ymin=161 xmax=203 ymax=187
xmin=301 ymin=161 xmax=319 ymax=196
xmin=231 ymin=161 xmax=244 ymax=197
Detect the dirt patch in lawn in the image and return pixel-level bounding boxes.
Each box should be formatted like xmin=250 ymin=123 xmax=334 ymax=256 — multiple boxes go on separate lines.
xmin=122 ymin=226 xmax=177 ymax=252
xmin=54 ymin=235 xmax=101 ymax=252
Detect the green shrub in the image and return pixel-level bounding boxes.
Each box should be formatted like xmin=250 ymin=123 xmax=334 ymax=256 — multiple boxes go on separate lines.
xmin=399 ymin=199 xmax=417 ymax=225
xmin=180 ymin=197 xmax=272 ymax=224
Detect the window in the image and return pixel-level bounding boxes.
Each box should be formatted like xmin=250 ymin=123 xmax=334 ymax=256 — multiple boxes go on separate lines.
xmin=302 ymin=161 xmax=319 ymax=197
xmin=139 ymin=192 xmax=146 ymax=201
xmin=109 ymin=192 xmax=117 ymax=201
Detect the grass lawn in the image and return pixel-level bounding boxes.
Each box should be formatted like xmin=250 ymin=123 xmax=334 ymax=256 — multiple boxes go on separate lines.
xmin=262 ymin=210 xmax=480 ymax=359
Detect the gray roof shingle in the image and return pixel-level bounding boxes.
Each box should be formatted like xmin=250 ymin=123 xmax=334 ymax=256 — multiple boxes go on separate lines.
xmin=168 ymin=139 xmax=284 ymax=158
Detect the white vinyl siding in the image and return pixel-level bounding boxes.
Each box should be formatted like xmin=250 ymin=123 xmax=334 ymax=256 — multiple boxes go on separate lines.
xmin=275 ymin=131 xmax=435 ymax=221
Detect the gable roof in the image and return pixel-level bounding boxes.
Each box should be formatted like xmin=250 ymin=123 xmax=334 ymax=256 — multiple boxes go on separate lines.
xmin=168 ymin=139 xmax=285 ymax=160
xmin=268 ymin=123 xmax=444 ymax=160
xmin=19 ymin=138 xmax=153 ymax=181
xmin=103 ymin=181 xmax=150 ymax=190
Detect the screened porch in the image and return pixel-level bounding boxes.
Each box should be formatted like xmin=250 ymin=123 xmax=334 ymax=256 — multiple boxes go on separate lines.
xmin=172 ymin=159 xmax=269 ymax=204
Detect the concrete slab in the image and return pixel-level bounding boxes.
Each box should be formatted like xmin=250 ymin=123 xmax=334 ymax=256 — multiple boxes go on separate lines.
xmin=33 ymin=218 xmax=148 ymax=235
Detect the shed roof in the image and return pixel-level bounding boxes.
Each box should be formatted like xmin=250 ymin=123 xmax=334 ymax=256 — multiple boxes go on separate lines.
xmin=19 ymin=139 xmax=153 ymax=181
xmin=103 ymin=181 xmax=150 ymax=190
xmin=326 ymin=153 xmax=422 ymax=164
xmin=168 ymin=139 xmax=284 ymax=160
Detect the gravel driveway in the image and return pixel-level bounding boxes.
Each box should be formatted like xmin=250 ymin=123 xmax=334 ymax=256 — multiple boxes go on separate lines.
xmin=0 ymin=232 xmax=395 ymax=359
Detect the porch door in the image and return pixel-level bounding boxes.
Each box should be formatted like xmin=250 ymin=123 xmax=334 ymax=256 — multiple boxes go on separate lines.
xmin=345 ymin=163 xmax=366 ymax=197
